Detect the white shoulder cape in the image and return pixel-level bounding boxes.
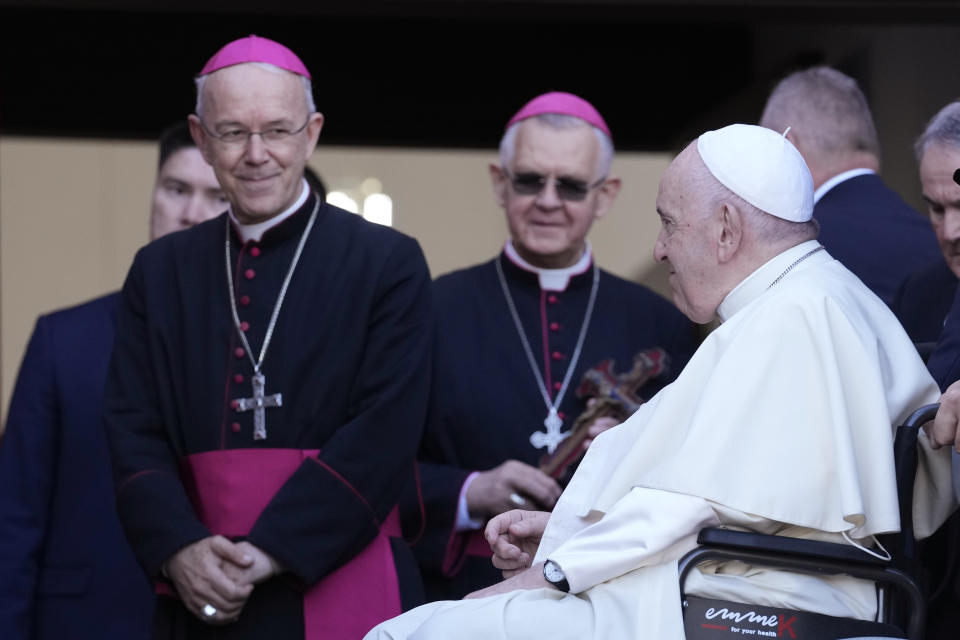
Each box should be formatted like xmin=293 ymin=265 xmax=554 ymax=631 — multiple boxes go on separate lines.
xmin=540 ymin=241 xmax=954 ymax=560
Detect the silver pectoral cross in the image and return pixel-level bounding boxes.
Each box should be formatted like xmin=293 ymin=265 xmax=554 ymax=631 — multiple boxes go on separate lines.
xmin=234 ymin=372 xmax=283 ymax=440
xmin=529 ymin=408 xmax=569 ymax=454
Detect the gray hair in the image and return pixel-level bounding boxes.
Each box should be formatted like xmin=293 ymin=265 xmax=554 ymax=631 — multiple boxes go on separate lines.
xmin=498 ymin=113 xmax=614 ymax=180
xmin=760 ymin=66 xmax=880 ymax=162
xmin=691 ymin=148 xmax=819 ymax=244
xmin=737 ymin=193 xmax=820 ymax=244
xmin=194 ymin=62 xmax=316 ymax=118
xmin=915 ymin=100 xmax=960 ymax=162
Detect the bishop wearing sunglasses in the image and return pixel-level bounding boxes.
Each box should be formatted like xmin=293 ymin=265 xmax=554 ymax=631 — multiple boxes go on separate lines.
xmin=412 ymin=92 xmax=699 ymax=601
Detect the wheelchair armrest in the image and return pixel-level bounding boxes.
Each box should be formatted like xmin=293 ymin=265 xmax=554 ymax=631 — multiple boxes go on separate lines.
xmin=696 ymin=527 xmax=888 ymax=566
xmin=682 ymin=528 xmax=927 ymax=640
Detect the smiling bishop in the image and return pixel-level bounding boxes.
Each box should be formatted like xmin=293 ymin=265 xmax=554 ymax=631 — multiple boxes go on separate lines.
xmin=104 ymin=35 xmax=434 ymax=639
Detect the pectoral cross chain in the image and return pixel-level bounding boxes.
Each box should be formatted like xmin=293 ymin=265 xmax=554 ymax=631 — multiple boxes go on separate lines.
xmin=234 ymin=372 xmax=282 ymax=440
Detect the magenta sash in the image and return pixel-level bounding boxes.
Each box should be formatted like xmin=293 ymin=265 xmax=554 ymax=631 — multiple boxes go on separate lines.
xmin=176 ymin=448 xmax=402 ymax=639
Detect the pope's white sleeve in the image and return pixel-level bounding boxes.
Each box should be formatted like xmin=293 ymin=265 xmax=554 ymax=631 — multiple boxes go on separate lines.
xmin=546 ymin=486 xmax=720 ymax=594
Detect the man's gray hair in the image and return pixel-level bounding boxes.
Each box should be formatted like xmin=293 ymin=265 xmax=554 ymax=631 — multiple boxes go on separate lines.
xmin=498 ymin=113 xmax=614 ymax=179
xmin=194 ymin=62 xmax=316 ymax=118
xmin=760 ymin=66 xmax=880 ymax=162
xmin=915 ymin=100 xmax=960 ymax=162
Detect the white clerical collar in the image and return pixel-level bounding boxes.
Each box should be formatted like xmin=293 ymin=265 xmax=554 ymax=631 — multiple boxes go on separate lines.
xmin=503 ymin=240 xmax=593 ymax=291
xmin=717 ymin=240 xmax=824 ymax=322
xmin=813 ymin=168 xmax=875 ymax=203
xmin=229 ymin=178 xmax=310 ymax=243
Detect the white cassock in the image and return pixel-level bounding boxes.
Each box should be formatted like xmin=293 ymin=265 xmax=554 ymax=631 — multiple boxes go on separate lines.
xmin=367 ymin=241 xmax=956 ymax=639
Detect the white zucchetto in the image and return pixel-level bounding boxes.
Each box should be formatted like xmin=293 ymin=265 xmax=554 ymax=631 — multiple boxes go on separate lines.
xmin=697 ymin=123 xmax=814 ymax=222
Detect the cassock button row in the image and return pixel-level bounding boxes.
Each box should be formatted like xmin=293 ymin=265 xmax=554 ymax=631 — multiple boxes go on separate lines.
xmin=244 ymin=269 xmax=256 ymax=280
xmin=558 ymin=411 xmax=566 ymax=420
xmin=552 ymin=351 xmax=565 ymax=361
xmin=240 ymin=295 xmax=251 ymax=306
xmin=235 ymin=347 xmax=245 ymax=358
xmin=240 ymin=321 xmax=250 ymax=332
xmin=249 ymin=246 xmax=261 ymax=257
xmin=553 ymin=381 xmax=562 ymax=391
xmin=549 ymin=322 xmax=561 ymax=332
xmin=547 ymin=294 xmax=559 ymax=304
xmin=234 ymin=374 xmax=244 ymax=384
xmin=230 ymin=399 xmax=239 ymax=410
xmin=231 ymin=422 xmax=242 ymax=433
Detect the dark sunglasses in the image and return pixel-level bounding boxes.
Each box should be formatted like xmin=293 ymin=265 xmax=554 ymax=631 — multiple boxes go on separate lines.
xmin=505 ymin=170 xmax=606 ymax=202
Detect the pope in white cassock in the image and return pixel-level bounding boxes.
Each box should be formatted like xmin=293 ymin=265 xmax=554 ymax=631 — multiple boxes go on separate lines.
xmin=366 ymin=124 xmax=958 ymax=639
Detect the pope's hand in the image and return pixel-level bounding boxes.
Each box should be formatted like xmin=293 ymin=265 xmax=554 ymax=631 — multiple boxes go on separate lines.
xmin=165 ymin=535 xmax=254 ymax=625
xmin=466 ymin=460 xmax=561 ymax=518
xmin=929 ymin=380 xmax=960 ymax=453
xmin=485 ymin=509 xmax=550 ymax=578
xmin=464 ymin=562 xmax=550 ymax=599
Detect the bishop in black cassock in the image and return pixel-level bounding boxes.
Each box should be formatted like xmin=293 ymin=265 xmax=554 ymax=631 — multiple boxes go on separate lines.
xmin=105 ymin=36 xmax=432 ymax=639
xmin=409 ymin=92 xmax=698 ymax=600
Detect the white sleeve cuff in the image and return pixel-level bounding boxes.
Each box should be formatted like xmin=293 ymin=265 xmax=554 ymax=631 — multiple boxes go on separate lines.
xmin=454 ymin=471 xmax=485 ymax=532
xmin=548 ymin=486 xmax=719 ymax=593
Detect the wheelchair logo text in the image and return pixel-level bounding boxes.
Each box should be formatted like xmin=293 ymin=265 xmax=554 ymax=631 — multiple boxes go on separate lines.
xmin=702 ymin=607 xmax=798 ymax=638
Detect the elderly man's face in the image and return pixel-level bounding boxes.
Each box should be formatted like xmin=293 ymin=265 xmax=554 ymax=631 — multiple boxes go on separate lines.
xmin=653 ymin=147 xmax=723 ymax=324
xmin=150 ymin=147 xmax=228 ymax=240
xmin=919 ymin=142 xmax=960 ymax=278
xmin=190 ymin=64 xmax=323 ymax=224
xmin=491 ymin=119 xmax=617 ymax=268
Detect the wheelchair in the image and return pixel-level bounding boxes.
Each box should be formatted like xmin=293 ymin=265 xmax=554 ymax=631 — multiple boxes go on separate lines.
xmin=678 ymin=403 xmax=939 ymax=640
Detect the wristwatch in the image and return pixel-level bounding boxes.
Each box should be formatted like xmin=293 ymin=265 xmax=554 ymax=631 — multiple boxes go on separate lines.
xmin=543 ymin=559 xmax=570 ymax=593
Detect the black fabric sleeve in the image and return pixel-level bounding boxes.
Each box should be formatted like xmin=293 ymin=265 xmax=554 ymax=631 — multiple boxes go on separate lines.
xmin=0 ymin=318 xmax=57 ymax=638
xmin=104 ymin=251 xmax=210 ymax=579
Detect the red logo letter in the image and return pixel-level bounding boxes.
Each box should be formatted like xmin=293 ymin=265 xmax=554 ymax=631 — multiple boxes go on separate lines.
xmin=778 ymin=615 xmax=797 ymax=638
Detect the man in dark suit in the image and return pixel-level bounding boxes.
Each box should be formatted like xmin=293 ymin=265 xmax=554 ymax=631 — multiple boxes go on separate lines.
xmin=898 ymin=101 xmax=960 ymax=366
xmin=0 ymin=121 xmax=227 ymax=639
xmin=760 ymin=66 xmax=941 ymax=306
xmin=888 ymin=101 xmax=960 ymax=640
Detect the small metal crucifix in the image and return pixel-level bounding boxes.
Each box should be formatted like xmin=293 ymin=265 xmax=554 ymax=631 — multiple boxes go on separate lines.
xmin=529 ymin=408 xmax=569 ymax=454
xmin=234 ymin=372 xmax=283 ymax=440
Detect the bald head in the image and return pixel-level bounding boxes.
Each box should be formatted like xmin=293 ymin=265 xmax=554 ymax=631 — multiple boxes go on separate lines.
xmin=760 ymin=66 xmax=880 ymax=187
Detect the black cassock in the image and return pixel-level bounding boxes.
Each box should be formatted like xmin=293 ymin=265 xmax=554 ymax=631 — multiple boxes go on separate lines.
xmin=411 ymin=252 xmax=699 ymax=600
xmin=105 ymin=192 xmax=432 ymax=639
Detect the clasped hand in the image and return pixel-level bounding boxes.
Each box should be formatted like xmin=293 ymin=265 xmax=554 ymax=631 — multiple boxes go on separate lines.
xmin=165 ymin=535 xmax=281 ymax=625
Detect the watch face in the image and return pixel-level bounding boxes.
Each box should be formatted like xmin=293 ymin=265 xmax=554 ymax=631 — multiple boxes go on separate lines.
xmin=544 ymin=561 xmax=564 ymax=582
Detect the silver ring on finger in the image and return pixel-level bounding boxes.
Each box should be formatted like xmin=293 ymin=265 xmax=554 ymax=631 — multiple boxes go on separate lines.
xmin=509 ymin=492 xmax=527 ymax=507
xmin=202 ymin=604 xmax=217 ymax=618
